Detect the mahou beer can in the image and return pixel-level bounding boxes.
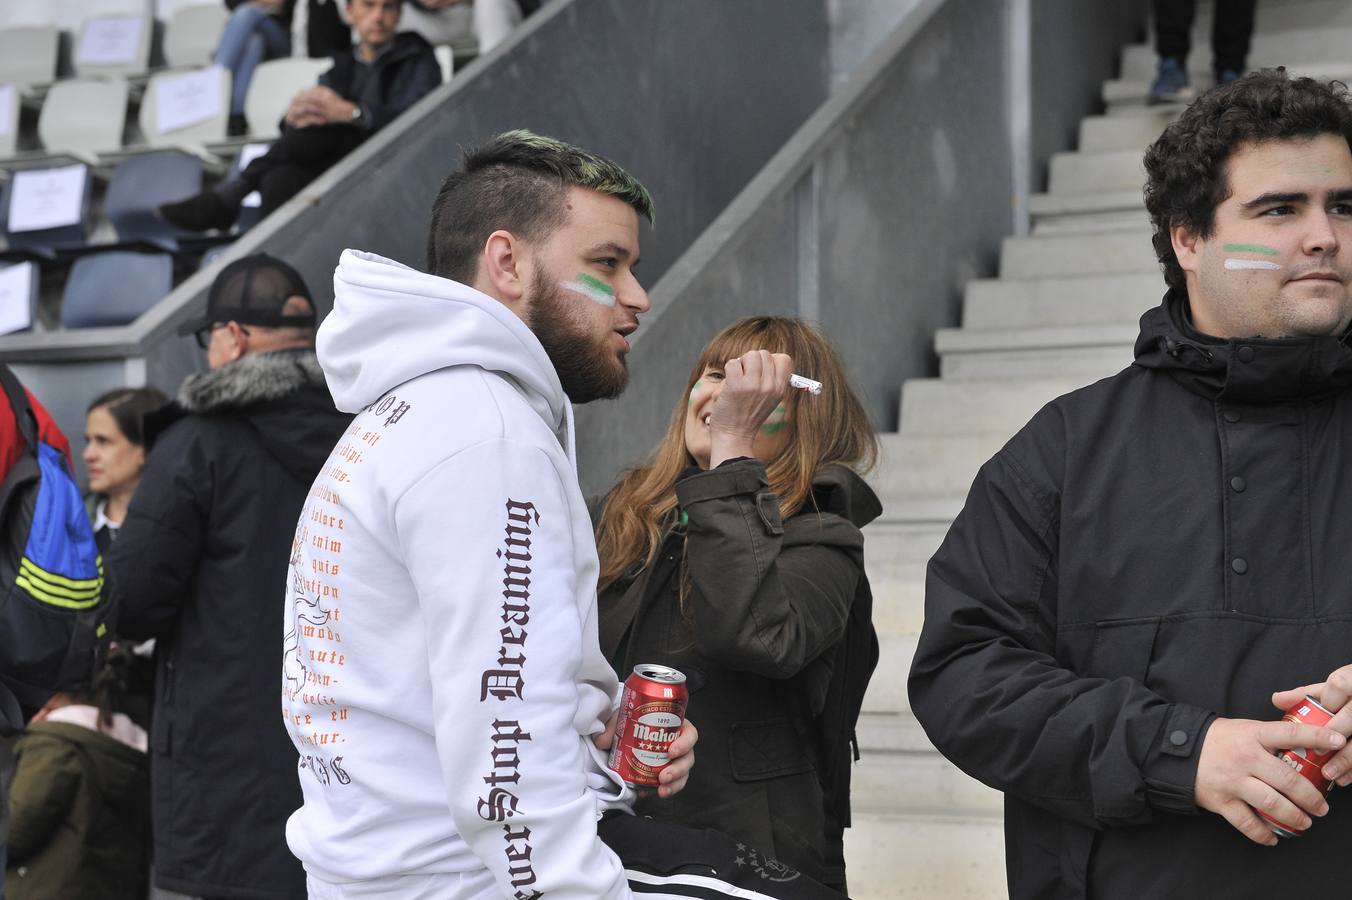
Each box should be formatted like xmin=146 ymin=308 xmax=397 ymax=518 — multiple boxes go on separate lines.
xmin=608 ymin=664 xmax=688 ymax=788
xmin=1258 ymin=695 xmax=1337 ymax=838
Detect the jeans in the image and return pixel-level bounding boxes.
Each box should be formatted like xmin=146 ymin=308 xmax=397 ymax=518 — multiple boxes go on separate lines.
xmin=213 ymin=3 xmax=292 ymax=116
xmin=1152 ymin=0 xmax=1258 ymax=75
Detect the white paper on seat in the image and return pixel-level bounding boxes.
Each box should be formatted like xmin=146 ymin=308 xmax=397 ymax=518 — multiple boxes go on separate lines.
xmin=8 ymin=164 xmax=87 ymax=233
xmin=0 ymin=263 xmax=35 ymax=336
xmin=238 ymin=142 xmax=271 ymax=208
xmin=0 ymin=85 xmax=13 ymax=137
xmin=76 ymin=16 xmax=144 ymax=67
xmin=156 ymin=66 xmax=225 ymax=134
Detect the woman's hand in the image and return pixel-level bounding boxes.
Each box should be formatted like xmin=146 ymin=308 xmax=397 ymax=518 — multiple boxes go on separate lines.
xmin=594 ymin=714 xmax=699 ymax=799
xmin=708 ymin=350 xmax=793 ymax=467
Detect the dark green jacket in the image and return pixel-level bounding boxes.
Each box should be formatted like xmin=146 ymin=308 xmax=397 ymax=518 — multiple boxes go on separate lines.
xmin=6 ymin=720 xmax=149 ymax=900
xmin=598 ymin=459 xmax=881 ymax=890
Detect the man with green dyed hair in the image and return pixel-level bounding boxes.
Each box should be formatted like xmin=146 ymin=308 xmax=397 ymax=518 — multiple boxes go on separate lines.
xmin=281 ymin=131 xmax=842 ymax=899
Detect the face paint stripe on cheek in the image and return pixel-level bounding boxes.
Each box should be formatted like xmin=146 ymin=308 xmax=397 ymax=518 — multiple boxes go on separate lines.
xmin=688 ymin=380 xmax=702 ymax=405
xmin=1223 ymin=243 xmax=1280 ymax=256
xmin=760 ymin=403 xmax=788 ymax=433
xmin=1225 ymin=259 xmax=1282 ymax=270
xmin=560 ymin=273 xmax=617 ymax=307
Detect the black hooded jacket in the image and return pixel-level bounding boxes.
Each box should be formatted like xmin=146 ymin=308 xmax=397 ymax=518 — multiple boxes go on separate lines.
xmin=599 ymin=458 xmax=881 ymax=890
xmin=909 ymin=290 xmax=1352 ymax=898
xmin=109 ymin=350 xmax=349 ymax=900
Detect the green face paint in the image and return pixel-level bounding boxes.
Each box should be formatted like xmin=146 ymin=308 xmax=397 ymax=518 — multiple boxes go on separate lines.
xmin=760 ymin=403 xmax=788 ymax=435
xmin=560 ymin=273 xmax=616 ymax=307
xmin=1222 ymin=243 xmax=1279 ymax=256
xmin=688 ymin=380 xmax=703 ymax=406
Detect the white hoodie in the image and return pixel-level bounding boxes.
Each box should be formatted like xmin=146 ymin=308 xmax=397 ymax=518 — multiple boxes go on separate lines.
xmin=282 ymin=250 xmax=635 ymax=899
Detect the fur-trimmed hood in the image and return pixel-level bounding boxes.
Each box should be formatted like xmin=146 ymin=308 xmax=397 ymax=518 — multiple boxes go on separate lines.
xmin=177 ymin=349 xmax=327 ymax=413
xmin=146 ymin=349 xmax=348 ymax=485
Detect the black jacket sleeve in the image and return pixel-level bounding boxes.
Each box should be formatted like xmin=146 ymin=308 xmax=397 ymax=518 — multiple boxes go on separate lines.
xmin=674 ymin=458 xmax=863 ymax=680
xmin=908 ymin=422 xmax=1214 ymax=830
xmin=108 ymin=421 xmax=211 ymax=641
xmin=361 ymin=40 xmax=442 ymax=131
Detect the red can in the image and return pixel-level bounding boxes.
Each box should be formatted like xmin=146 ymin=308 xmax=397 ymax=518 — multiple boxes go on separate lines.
xmin=608 ymin=663 xmax=688 ymax=789
xmin=1258 ymin=695 xmax=1337 ymax=838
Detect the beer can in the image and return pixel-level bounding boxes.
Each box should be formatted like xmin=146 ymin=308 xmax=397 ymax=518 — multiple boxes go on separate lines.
xmin=1258 ymin=695 xmax=1337 ymax=838
xmin=607 ymin=663 xmax=688 ymax=789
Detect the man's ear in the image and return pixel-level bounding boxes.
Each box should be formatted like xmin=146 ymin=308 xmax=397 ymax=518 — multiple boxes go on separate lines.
xmin=1171 ymin=221 xmax=1204 ymax=275
xmin=224 ymin=321 xmax=249 ymax=364
xmin=478 ymin=230 xmax=531 ymax=318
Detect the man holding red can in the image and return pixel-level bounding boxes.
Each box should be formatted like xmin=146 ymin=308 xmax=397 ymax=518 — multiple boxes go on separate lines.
xmin=911 ymin=69 xmax=1352 ymax=899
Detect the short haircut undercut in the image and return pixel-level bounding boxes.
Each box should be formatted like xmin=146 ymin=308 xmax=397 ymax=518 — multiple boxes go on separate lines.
xmin=1143 ymin=69 xmax=1352 ymax=293
xmin=424 ymin=129 xmax=655 ymax=284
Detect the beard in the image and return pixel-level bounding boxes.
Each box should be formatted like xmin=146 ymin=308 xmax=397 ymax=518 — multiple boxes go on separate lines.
xmin=527 ymin=268 xmax=630 ymax=404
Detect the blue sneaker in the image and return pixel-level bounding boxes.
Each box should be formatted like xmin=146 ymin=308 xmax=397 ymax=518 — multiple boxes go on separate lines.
xmin=1216 ymin=68 xmax=1242 ymax=87
xmin=1149 ymin=57 xmax=1193 ymax=104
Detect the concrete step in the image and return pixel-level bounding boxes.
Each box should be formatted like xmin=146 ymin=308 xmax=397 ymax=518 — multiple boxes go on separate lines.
xmin=853 ymin=712 xmax=1004 ymax=817
xmin=1121 ymin=21 xmax=1352 ymax=81
xmin=1105 ymin=59 xmax=1352 ymax=111
xmin=845 ymin=812 xmax=1006 ymax=900
xmin=1047 ymin=148 xmax=1145 ymax=195
xmin=862 ymin=632 xmax=915 ymax=715
xmin=936 ymin=324 xmax=1135 ymax=380
xmin=899 ymin=377 xmax=1084 ymax=437
xmin=1078 ymin=111 xmax=1176 ymax=153
xmin=873 ymin=432 xmax=1009 ymax=499
xmin=1028 ymin=192 xmax=1145 ymax=230
xmin=999 ymin=229 xmax=1156 ymax=280
xmin=962 ymin=272 xmax=1161 ymax=329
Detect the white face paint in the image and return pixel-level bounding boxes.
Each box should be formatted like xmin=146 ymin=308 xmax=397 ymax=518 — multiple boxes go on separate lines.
xmin=1225 ymin=259 xmax=1283 ymax=271
xmin=560 ymin=274 xmax=616 ymax=307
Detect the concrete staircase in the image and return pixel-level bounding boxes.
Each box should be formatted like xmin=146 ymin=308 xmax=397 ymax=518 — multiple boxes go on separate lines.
xmin=843 ymin=2 xmax=1346 ymax=896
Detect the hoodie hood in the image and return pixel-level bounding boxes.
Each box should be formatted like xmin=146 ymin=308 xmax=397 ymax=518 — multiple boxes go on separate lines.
xmin=1133 ymin=288 xmax=1352 ymax=403
xmin=318 ymin=250 xmax=568 ymax=436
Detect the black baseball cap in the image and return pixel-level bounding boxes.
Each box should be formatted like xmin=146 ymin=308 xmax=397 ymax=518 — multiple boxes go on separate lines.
xmin=176 ymin=254 xmax=316 ymax=337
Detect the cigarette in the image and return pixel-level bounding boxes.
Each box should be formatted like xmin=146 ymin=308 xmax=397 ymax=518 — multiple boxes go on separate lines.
xmin=789 ymin=374 xmax=822 ymax=395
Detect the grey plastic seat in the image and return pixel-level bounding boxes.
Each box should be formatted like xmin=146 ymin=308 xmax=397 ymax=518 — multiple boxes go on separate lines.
xmin=138 ymin=66 xmax=232 ymax=151
xmin=0 ymin=261 xmax=41 ymax=336
xmin=164 ymin=4 xmax=232 ymax=68
xmin=105 ymin=151 xmax=204 ymax=248
xmin=73 ymin=14 xmax=153 ymax=80
xmin=36 ymin=78 xmax=130 ymax=162
xmin=0 ymin=26 xmax=60 ymax=90
xmin=60 ymin=250 xmax=173 ymax=329
xmin=244 ymin=57 xmax=330 ymax=139
xmin=0 ymin=83 xmax=19 ymax=158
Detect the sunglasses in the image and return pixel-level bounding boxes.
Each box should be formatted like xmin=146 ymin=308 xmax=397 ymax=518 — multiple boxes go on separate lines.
xmin=194 ymin=322 xmax=251 ymax=350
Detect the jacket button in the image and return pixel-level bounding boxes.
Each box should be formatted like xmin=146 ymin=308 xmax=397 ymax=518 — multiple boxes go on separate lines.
xmin=1231 ymin=557 xmax=1248 ymax=574
xmin=1236 ymin=346 xmax=1255 ymax=363
xmin=1223 ymin=410 xmax=1241 ymax=423
xmin=1169 ymin=729 xmax=1189 ymax=747
xmin=1230 ymin=476 xmax=1246 ymax=492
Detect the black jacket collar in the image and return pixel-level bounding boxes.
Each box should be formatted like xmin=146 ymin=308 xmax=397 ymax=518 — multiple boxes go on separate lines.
xmin=1132 ymin=288 xmax=1352 ymax=403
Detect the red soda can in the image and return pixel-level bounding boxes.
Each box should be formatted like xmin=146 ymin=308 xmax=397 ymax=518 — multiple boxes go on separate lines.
xmin=607 ymin=663 xmax=688 ymax=789
xmin=1258 ymin=695 xmax=1337 ymax=838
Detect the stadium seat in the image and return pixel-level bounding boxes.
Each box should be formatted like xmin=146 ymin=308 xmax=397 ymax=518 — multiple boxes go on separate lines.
xmin=243 ymin=57 xmax=331 ymax=139
xmin=0 ymin=261 xmax=40 ymax=336
xmin=435 ymin=45 xmax=454 ymax=84
xmin=164 ymin=4 xmax=232 ymax=69
xmin=34 ymin=79 xmax=129 ymax=163
xmin=105 ymin=151 xmax=204 ymax=249
xmin=60 ymin=249 xmax=172 ymax=328
xmin=0 ymin=83 xmax=19 ymax=158
xmin=138 ymin=66 xmax=231 ymax=150
xmin=0 ymin=25 xmax=60 ymax=92
xmin=1 ymin=162 xmax=93 ymax=255
xmin=73 ymin=13 xmax=153 ymax=80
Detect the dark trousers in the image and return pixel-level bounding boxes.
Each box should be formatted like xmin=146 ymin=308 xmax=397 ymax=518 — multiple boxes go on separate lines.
xmin=599 ymin=813 xmax=846 ymax=898
xmin=1153 ymin=0 xmax=1258 ymax=74
xmin=240 ymin=123 xmax=369 ymax=217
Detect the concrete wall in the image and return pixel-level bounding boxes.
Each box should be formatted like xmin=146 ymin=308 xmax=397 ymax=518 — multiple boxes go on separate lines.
xmin=573 ymin=0 xmax=1148 ymax=496
xmin=3 ymin=0 xmax=830 ymax=470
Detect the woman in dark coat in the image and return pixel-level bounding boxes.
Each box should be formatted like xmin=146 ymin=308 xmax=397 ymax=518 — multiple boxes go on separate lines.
xmin=594 ymin=317 xmax=881 ymax=894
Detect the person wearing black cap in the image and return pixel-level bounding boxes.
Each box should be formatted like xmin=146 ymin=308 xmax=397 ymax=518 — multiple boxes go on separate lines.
xmin=107 ymin=254 xmax=349 ymax=900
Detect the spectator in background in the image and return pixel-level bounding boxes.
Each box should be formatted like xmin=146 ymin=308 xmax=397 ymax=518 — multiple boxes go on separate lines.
xmin=107 ymin=255 xmax=349 ymax=900
xmin=161 ymin=0 xmax=440 ymax=230
xmin=215 ymin=0 xmax=297 ymax=135
xmin=292 ymin=0 xmax=359 ymax=61
xmin=1149 ymin=0 xmax=1257 ymax=104
xmin=81 ymin=387 xmax=166 ymax=732
xmin=5 ymin=647 xmax=150 ymax=900
xmin=401 ymin=0 xmax=543 ymax=57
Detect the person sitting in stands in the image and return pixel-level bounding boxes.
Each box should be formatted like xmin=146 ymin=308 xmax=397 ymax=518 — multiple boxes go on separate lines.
xmin=162 ymin=0 xmax=441 ymax=230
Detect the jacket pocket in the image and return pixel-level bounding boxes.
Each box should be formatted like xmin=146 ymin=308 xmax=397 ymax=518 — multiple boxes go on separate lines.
xmin=1084 ymin=618 xmax=1161 ymax=684
xmin=729 ymin=719 xmax=815 ymax=781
